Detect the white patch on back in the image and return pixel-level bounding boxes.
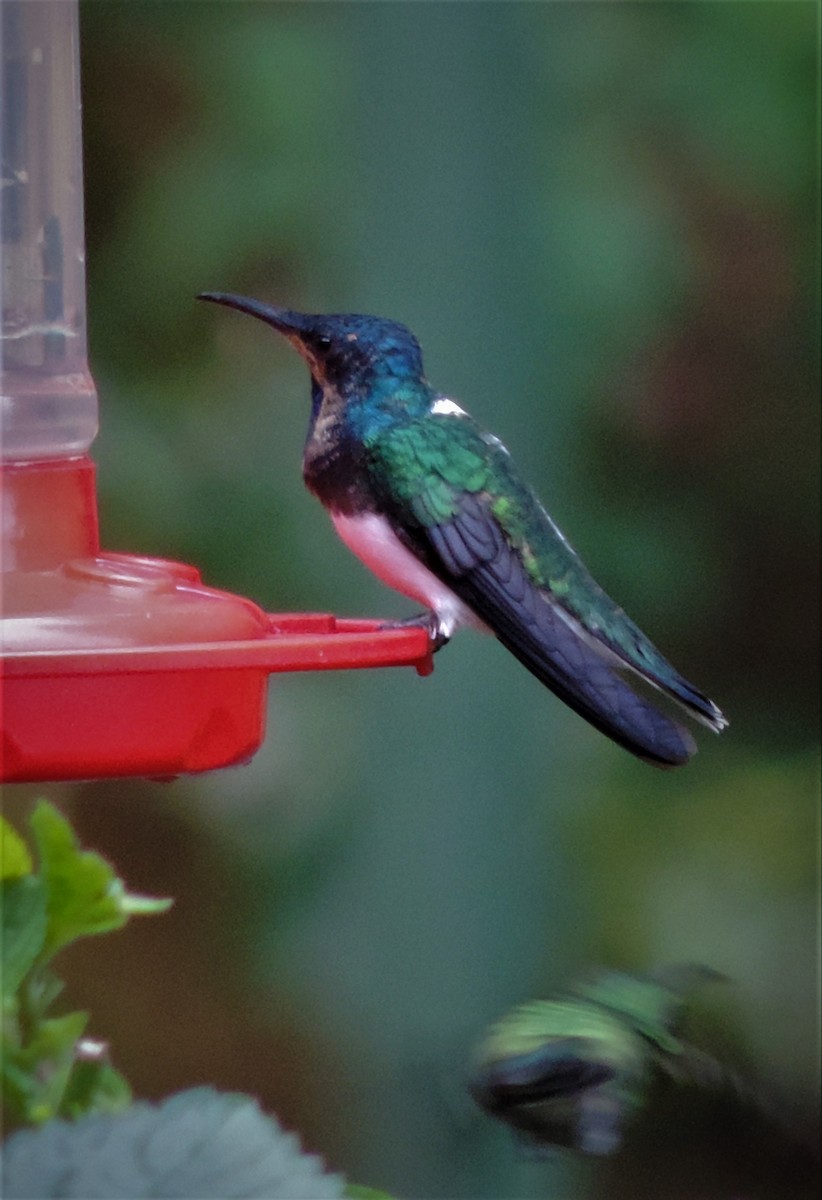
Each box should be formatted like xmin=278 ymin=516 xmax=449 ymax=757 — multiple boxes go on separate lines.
xmin=430 ymin=396 xmax=467 ymax=418
xmin=331 ymin=510 xmax=484 ymax=639
xmin=480 ymin=430 xmax=508 ymax=454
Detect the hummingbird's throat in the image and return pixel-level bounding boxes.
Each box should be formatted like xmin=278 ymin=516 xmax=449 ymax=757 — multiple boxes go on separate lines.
xmin=286 ymin=336 xmax=322 ymax=378
xmin=304 ymin=379 xmax=348 ymax=466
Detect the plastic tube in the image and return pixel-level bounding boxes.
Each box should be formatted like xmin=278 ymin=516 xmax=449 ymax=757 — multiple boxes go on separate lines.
xmin=1 ymin=0 xmax=98 ymax=461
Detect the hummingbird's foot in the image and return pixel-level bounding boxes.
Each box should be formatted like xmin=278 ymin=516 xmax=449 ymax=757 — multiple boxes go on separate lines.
xmin=380 ymin=611 xmax=450 ymax=652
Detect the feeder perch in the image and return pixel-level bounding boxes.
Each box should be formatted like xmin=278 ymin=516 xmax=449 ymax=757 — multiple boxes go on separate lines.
xmin=0 ymin=1 xmax=432 ymax=784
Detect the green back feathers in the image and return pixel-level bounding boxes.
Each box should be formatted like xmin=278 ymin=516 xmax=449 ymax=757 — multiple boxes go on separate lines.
xmin=367 ymin=413 xmax=624 ymax=618
xmin=365 ymin=406 xmax=688 ymax=692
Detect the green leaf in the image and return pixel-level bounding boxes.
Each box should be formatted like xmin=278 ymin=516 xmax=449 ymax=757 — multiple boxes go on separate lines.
xmin=1 ymin=817 xmax=33 ymax=880
xmin=2 ymin=804 xmax=171 ymax=1129
xmin=60 ymin=1040 xmax=132 ymax=1119
xmin=29 ymin=801 xmax=170 ymax=959
xmin=0 ymin=1088 xmax=347 ymax=1199
xmin=23 ymin=969 xmax=64 ymax=1021
xmin=3 ymin=1010 xmax=88 ymax=1126
xmin=1 ymin=877 xmax=47 ymax=1002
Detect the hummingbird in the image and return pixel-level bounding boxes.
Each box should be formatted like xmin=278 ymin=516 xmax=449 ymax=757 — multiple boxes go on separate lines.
xmin=198 ymin=293 xmax=727 ymax=767
xmin=470 ymin=964 xmax=813 ymax=1165
xmin=469 ymin=964 xmax=729 ymax=1156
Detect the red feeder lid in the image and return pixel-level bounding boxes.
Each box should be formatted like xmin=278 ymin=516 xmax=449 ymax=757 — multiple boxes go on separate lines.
xmin=0 ymin=457 xmax=433 ymax=783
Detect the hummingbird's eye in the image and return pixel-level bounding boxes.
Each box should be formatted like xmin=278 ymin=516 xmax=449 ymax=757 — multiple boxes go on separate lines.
xmin=316 ymin=334 xmax=332 ymax=350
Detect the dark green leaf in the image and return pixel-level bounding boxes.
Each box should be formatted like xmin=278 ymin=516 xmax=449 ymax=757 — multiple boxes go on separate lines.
xmin=0 ymin=1087 xmax=346 ymax=1199
xmin=30 ymin=801 xmax=170 ymax=959
xmin=1 ymin=877 xmax=47 ymax=1001
xmin=60 ymin=1042 xmax=132 ymax=1119
xmin=3 ymin=1011 xmax=88 ymax=1126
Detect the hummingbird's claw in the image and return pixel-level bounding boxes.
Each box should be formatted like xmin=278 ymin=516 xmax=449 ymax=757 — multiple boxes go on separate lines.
xmin=380 ymin=612 xmax=450 ymax=652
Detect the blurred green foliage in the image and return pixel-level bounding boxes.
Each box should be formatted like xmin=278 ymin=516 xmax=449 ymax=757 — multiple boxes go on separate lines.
xmin=1 ymin=802 xmax=168 ymax=1131
xmin=7 ymin=3 xmax=818 ymax=1198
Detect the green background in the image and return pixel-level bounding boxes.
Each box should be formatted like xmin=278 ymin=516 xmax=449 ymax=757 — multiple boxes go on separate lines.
xmin=8 ymin=3 xmax=819 ymax=1197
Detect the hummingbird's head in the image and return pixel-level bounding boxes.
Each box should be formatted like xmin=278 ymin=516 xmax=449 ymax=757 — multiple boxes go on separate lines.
xmin=198 ymin=293 xmax=424 ymax=394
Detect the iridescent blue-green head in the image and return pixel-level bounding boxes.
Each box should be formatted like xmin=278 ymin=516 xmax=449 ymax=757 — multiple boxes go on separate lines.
xmin=197 ymin=292 xmax=425 ymax=396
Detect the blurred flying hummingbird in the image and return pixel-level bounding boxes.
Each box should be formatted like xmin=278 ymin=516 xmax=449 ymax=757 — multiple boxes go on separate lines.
xmin=470 ymin=964 xmax=733 ymax=1157
xmin=198 ymin=294 xmax=727 ymax=767
xmin=470 ymin=964 xmax=816 ymax=1166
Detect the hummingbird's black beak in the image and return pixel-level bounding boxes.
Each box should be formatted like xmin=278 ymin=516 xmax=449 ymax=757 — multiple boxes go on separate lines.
xmin=197 ymin=292 xmax=310 ymax=337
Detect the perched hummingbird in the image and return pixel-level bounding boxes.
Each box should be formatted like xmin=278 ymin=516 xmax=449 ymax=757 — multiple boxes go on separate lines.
xmin=198 ymin=294 xmax=727 ymax=767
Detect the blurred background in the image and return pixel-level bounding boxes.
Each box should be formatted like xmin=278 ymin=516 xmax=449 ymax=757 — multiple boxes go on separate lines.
xmin=5 ymin=2 xmax=819 ymax=1197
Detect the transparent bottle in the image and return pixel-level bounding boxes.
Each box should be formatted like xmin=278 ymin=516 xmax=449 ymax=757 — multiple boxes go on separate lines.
xmin=1 ymin=0 xmax=98 ymax=461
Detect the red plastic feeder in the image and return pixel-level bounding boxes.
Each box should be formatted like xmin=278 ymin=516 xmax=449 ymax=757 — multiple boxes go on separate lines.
xmin=0 ymin=2 xmax=432 ymax=784
xmin=1 ymin=457 xmax=431 ymax=783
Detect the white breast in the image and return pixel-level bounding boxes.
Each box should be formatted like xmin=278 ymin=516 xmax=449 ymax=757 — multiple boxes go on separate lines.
xmin=331 ymin=510 xmax=483 ymax=639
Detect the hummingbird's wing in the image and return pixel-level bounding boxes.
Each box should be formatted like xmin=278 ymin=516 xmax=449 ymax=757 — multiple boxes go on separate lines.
xmin=368 ymin=413 xmax=724 ymax=766
xmin=423 ymin=492 xmax=698 ymax=765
